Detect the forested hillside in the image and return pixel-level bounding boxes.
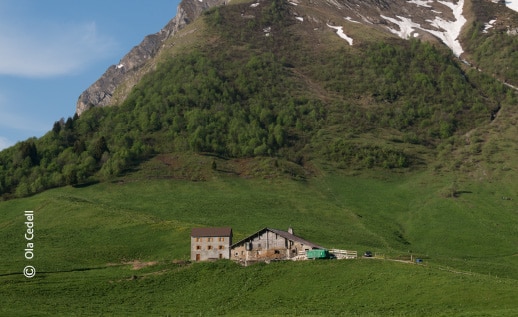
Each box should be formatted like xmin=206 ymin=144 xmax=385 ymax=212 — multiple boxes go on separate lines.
xmin=0 ymin=0 xmax=516 ymax=199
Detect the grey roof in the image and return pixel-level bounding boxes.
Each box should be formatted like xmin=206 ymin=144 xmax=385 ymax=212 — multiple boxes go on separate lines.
xmin=231 ymin=227 xmax=324 ymax=249
xmin=191 ymin=227 xmax=232 ymax=237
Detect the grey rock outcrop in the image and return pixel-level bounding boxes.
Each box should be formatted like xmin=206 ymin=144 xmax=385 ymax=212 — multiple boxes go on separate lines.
xmin=76 ymin=0 xmax=225 ymax=115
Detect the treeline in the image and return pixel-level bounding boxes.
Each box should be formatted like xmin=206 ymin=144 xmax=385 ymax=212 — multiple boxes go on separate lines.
xmin=0 ymin=0 xmax=514 ymax=199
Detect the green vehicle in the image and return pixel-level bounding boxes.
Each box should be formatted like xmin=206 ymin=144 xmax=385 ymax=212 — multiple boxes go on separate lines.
xmin=306 ymin=249 xmax=336 ymax=259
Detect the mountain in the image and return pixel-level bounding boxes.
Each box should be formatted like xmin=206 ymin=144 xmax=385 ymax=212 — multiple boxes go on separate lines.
xmin=76 ymin=0 xmax=226 ymax=115
xmin=76 ymin=0 xmax=518 ymax=115
xmin=1 ymin=0 xmax=517 ymax=199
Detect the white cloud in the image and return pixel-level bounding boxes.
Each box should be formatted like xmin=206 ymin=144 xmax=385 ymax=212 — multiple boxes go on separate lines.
xmin=0 ymin=136 xmax=13 ymax=151
xmin=0 ymin=16 xmax=117 ymax=78
xmin=0 ymin=107 xmax=47 ymax=134
xmin=0 ymin=93 xmax=48 ymax=135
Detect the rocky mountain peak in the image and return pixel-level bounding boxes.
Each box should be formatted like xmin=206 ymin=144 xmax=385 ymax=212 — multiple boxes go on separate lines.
xmin=76 ymin=0 xmax=225 ymax=115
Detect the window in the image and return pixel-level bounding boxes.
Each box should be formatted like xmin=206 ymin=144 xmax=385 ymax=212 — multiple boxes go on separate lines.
xmin=196 ymin=245 xmax=201 ymax=250
xmin=218 ymin=237 xmax=225 ymax=242
xmin=218 ymin=245 xmax=224 ymax=250
xmin=208 ymin=237 xmax=213 ymax=242
xmin=208 ymin=245 xmax=213 ymax=250
xmin=274 ymin=250 xmax=280 ymax=254
xmin=235 ymin=252 xmax=239 ymax=256
xmin=195 ymin=237 xmax=201 ymax=242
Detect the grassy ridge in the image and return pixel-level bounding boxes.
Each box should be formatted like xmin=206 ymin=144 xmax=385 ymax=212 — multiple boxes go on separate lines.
xmin=1 ymin=164 xmax=518 ymax=315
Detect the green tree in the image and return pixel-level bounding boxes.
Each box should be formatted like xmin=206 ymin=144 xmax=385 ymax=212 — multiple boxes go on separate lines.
xmin=92 ymin=136 xmax=109 ymax=161
xmin=19 ymin=140 xmax=39 ymax=166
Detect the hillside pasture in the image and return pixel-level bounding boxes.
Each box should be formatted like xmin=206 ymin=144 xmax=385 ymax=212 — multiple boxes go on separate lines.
xmin=1 ymin=168 xmax=518 ymax=315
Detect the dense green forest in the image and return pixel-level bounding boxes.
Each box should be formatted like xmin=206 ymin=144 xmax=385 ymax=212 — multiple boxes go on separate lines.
xmin=466 ymin=24 xmax=518 ymax=84
xmin=463 ymin=0 xmax=518 ymax=86
xmin=0 ymin=0 xmax=515 ymax=199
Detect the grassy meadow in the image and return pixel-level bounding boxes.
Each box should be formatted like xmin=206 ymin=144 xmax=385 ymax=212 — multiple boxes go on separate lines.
xmin=1 ymin=158 xmax=518 ymax=315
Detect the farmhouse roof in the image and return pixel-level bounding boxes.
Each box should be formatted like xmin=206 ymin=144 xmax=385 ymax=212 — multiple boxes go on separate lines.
xmin=231 ymin=227 xmax=324 ymax=249
xmin=191 ymin=227 xmax=232 ymax=237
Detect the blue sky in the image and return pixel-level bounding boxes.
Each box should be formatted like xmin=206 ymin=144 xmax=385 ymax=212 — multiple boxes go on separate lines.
xmin=0 ymin=0 xmax=180 ymax=150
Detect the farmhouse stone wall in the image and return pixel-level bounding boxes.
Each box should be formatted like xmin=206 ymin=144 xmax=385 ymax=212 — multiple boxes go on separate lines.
xmin=190 ymin=227 xmax=232 ymax=261
xmin=191 ymin=236 xmax=231 ymax=261
xmin=231 ymin=230 xmax=312 ymax=263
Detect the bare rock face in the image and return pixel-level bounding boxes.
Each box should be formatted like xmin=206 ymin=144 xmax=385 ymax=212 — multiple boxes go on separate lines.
xmin=76 ymin=0 xmax=225 ymax=115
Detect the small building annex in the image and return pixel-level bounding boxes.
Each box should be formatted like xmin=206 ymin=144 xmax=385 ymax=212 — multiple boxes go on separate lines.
xmin=230 ymin=227 xmax=324 ymax=264
xmin=191 ymin=227 xmax=233 ymax=262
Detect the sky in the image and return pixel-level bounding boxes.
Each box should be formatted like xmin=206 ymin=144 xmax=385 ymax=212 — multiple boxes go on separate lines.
xmin=0 ymin=0 xmax=180 ymax=150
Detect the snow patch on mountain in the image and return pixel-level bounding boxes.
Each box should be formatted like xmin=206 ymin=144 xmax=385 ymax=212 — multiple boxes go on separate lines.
xmin=408 ymin=0 xmax=433 ymax=7
xmin=381 ymin=15 xmax=421 ymax=39
xmin=344 ymin=16 xmax=360 ymax=23
xmin=507 ymin=0 xmax=518 ymax=13
xmin=381 ymin=0 xmax=466 ymax=57
xmin=484 ymin=19 xmax=497 ymax=33
xmin=427 ymin=0 xmax=466 ymax=57
xmin=327 ymin=24 xmax=353 ymax=45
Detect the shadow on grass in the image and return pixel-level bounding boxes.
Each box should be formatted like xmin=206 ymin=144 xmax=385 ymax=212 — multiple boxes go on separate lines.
xmin=72 ymin=180 xmax=100 ymax=188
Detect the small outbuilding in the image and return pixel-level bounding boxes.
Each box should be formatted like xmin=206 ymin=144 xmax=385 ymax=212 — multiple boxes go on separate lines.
xmin=230 ymin=227 xmax=324 ymax=264
xmin=191 ymin=227 xmax=233 ymax=262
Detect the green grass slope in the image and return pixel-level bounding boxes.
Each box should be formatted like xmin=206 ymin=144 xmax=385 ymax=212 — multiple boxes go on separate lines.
xmin=1 ymin=165 xmax=518 ymax=315
xmin=2 ymin=260 xmax=518 ymax=316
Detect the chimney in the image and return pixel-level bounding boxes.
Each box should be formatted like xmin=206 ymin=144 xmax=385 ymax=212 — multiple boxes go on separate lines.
xmin=288 ymin=227 xmax=294 ymax=235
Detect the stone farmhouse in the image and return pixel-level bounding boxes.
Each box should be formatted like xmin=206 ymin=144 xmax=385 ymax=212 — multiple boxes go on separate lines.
xmin=230 ymin=227 xmax=324 ymax=264
xmin=190 ymin=227 xmax=357 ymax=264
xmin=190 ymin=226 xmax=327 ymax=264
xmin=190 ymin=227 xmax=233 ymax=262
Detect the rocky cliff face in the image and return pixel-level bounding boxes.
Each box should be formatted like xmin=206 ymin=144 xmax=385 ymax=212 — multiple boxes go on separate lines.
xmin=76 ymin=0 xmax=226 ymax=115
